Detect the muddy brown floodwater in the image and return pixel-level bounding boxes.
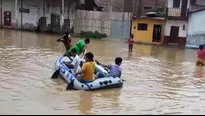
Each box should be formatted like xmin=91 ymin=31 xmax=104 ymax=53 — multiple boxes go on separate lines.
xmin=0 ymin=29 xmax=205 ymax=115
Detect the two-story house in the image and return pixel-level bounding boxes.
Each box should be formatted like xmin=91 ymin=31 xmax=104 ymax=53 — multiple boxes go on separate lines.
xmin=163 ymin=0 xmax=205 ymax=48
xmin=163 ymin=0 xmax=190 ymax=47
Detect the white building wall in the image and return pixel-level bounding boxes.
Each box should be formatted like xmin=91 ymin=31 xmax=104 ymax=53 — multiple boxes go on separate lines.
xmin=0 ymin=0 xmax=75 ymax=30
xmin=165 ymin=20 xmax=188 ymax=37
xmin=17 ymin=0 xmax=43 ymax=29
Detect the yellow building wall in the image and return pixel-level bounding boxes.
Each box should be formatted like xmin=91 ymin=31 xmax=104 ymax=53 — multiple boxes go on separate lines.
xmin=131 ymin=19 xmax=165 ymax=43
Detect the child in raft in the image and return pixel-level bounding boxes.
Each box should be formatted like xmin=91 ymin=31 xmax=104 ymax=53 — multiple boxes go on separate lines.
xmin=95 ymin=57 xmax=123 ymax=78
xmin=196 ymin=45 xmax=205 ymax=66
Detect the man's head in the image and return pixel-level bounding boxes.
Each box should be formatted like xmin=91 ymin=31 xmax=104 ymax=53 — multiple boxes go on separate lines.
xmin=63 ymin=33 xmax=71 ymax=42
xmin=115 ymin=57 xmax=123 ymax=66
xmin=84 ymin=52 xmax=94 ymax=62
xmin=130 ymin=34 xmax=134 ymax=38
xmin=199 ymin=45 xmax=204 ymax=50
xmin=85 ymin=38 xmax=90 ymax=44
xmin=71 ymin=48 xmax=77 ymax=56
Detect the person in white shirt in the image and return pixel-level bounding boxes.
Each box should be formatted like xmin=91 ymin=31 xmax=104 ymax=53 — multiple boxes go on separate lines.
xmin=64 ymin=48 xmax=81 ymax=73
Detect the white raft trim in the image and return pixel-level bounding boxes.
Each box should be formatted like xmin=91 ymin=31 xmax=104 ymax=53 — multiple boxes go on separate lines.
xmin=55 ymin=56 xmax=123 ymax=90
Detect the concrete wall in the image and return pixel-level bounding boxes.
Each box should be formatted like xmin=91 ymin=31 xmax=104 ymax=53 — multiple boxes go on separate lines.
xmin=17 ymin=0 xmax=43 ymax=30
xmin=165 ymin=20 xmax=187 ymax=38
xmin=74 ymin=10 xmax=132 ymax=36
xmin=186 ymin=10 xmax=205 ymax=47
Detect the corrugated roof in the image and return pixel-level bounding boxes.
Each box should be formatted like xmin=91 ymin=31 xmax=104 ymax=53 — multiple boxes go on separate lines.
xmin=189 ymin=8 xmax=205 ymax=14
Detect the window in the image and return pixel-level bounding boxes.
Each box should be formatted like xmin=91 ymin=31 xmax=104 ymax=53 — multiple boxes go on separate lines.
xmin=173 ymin=0 xmax=180 ymax=8
xmin=138 ymin=23 xmax=148 ymax=31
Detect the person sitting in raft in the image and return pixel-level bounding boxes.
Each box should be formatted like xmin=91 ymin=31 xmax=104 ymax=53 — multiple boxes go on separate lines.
xmin=63 ymin=48 xmax=81 ymax=73
xmin=196 ymin=45 xmax=205 ymax=66
xmin=64 ymin=38 xmax=90 ymax=56
xmin=95 ymin=57 xmax=123 ymax=78
xmin=57 ymin=32 xmax=72 ymax=51
xmin=75 ymin=52 xmax=95 ymax=83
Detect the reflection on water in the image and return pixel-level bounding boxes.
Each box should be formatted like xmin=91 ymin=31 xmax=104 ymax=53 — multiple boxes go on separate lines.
xmin=1 ymin=29 xmax=205 ymax=115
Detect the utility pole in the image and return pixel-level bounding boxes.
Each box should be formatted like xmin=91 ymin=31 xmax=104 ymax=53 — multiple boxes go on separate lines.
xmin=109 ymin=0 xmax=112 ymax=13
xmin=132 ymin=0 xmax=135 ymax=16
xmin=15 ymin=0 xmax=18 ymax=30
xmin=61 ymin=0 xmax=65 ymax=33
xmin=21 ymin=0 xmax=23 ymax=30
xmin=122 ymin=0 xmax=125 ymax=37
xmin=67 ymin=0 xmax=70 ymax=32
xmin=0 ymin=0 xmax=2 ymax=28
xmin=135 ymin=0 xmax=139 ymax=17
xmin=43 ymin=0 xmax=45 ymax=17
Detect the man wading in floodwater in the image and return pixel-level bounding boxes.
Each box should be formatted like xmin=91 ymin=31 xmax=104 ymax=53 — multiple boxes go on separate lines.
xmin=57 ymin=32 xmax=72 ymax=51
xmin=64 ymin=38 xmax=90 ymax=56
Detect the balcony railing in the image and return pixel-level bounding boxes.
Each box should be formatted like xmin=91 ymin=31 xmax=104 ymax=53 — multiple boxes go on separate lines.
xmin=168 ymin=8 xmax=181 ymax=17
xmin=167 ymin=7 xmax=188 ymax=19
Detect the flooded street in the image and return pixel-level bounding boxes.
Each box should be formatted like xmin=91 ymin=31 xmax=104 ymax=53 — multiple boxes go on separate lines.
xmin=1 ymin=29 xmax=205 ymax=115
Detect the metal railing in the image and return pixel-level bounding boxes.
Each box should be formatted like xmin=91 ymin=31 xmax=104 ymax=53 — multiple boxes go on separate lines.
xmin=168 ymin=8 xmax=181 ymax=17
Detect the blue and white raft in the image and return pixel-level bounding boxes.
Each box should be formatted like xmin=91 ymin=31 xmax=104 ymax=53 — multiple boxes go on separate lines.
xmin=55 ymin=56 xmax=123 ymax=91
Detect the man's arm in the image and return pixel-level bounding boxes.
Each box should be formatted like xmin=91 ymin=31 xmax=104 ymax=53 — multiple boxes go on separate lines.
xmin=119 ymin=71 xmax=122 ymax=78
xmin=81 ymin=45 xmax=87 ymax=56
xmin=57 ymin=38 xmax=64 ymax=42
xmin=95 ymin=60 xmax=109 ymax=68
xmin=75 ymin=63 xmax=86 ymax=77
xmin=63 ymin=62 xmax=74 ymax=69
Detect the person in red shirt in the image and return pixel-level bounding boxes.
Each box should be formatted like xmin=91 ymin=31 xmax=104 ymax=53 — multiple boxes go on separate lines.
xmin=196 ymin=45 xmax=205 ymax=66
xmin=128 ymin=34 xmax=134 ymax=52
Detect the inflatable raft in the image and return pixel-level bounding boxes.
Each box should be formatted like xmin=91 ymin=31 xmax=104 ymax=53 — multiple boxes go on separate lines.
xmin=55 ymin=56 xmax=123 ymax=91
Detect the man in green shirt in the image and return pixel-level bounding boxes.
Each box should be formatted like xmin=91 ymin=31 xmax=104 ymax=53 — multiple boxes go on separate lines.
xmin=65 ymin=38 xmax=90 ymax=56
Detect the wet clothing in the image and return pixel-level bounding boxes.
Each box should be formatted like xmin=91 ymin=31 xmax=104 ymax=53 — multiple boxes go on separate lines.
xmin=196 ymin=58 xmax=205 ymax=66
xmin=128 ymin=37 xmax=134 ymax=52
xmin=128 ymin=37 xmax=134 ymax=44
xmin=196 ymin=50 xmax=205 ymax=66
xmin=65 ymin=40 xmax=85 ymax=55
xmin=81 ymin=61 xmax=95 ymax=82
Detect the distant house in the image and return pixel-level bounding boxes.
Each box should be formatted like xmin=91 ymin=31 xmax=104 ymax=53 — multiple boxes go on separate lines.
xmin=186 ymin=9 xmax=205 ymax=48
xmin=163 ymin=0 xmax=190 ymax=47
xmin=131 ymin=17 xmax=166 ymax=44
xmin=131 ymin=0 xmax=205 ymax=47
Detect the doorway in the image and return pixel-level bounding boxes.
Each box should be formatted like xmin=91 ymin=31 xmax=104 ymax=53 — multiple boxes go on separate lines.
xmin=169 ymin=26 xmax=179 ymax=43
xmin=152 ymin=25 xmax=162 ymax=42
xmin=4 ymin=11 xmax=11 ymax=27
